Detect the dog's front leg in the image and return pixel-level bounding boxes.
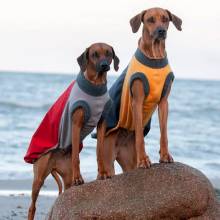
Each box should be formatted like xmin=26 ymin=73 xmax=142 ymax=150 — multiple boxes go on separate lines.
xmin=158 ymin=83 xmax=174 ymax=163
xmin=96 ymin=120 xmax=112 ymax=179
xmin=131 ymin=79 xmax=151 ymax=168
xmin=71 ymin=108 xmax=84 ymax=185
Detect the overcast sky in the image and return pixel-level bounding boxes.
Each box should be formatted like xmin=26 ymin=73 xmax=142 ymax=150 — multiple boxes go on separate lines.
xmin=0 ymin=0 xmax=220 ymax=79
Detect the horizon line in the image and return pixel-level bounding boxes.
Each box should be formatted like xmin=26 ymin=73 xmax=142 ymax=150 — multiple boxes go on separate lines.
xmin=0 ymin=70 xmax=219 ymax=82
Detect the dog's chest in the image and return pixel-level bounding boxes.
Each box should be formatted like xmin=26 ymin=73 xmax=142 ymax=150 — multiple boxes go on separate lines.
xmin=146 ymin=69 xmax=165 ymax=103
xmin=69 ymin=82 xmax=109 ymax=139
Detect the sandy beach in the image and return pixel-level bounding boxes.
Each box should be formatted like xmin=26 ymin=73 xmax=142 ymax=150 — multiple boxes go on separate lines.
xmin=0 ymin=177 xmax=219 ymax=220
xmin=0 ymin=178 xmax=58 ymax=220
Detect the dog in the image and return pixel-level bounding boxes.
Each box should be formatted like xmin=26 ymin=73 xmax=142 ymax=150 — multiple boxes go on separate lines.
xmin=24 ymin=43 xmax=119 ymax=220
xmin=96 ymin=8 xmax=182 ymax=179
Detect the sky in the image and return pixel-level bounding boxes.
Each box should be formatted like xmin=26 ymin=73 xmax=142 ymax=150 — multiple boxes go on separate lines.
xmin=0 ymin=0 xmax=220 ymax=80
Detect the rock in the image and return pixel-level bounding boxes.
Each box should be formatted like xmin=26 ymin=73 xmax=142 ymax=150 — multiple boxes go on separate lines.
xmin=48 ymin=162 xmax=220 ymax=220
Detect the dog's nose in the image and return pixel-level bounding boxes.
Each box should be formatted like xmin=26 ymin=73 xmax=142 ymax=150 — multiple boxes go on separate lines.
xmin=100 ymin=60 xmax=109 ymax=69
xmin=99 ymin=60 xmax=110 ymax=72
xmin=154 ymin=27 xmax=167 ymax=40
xmin=96 ymin=60 xmax=110 ymax=73
xmin=158 ymin=29 xmax=166 ymax=36
xmin=153 ymin=27 xmax=167 ymax=39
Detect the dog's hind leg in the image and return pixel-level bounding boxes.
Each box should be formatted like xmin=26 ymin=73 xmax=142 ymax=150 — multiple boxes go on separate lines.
xmin=116 ymin=130 xmax=137 ymax=172
xmin=28 ymin=153 xmax=52 ymax=220
xmin=53 ymin=154 xmax=73 ymax=190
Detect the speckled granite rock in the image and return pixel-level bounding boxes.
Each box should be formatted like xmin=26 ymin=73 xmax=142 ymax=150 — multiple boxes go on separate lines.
xmin=47 ymin=162 xmax=220 ymax=220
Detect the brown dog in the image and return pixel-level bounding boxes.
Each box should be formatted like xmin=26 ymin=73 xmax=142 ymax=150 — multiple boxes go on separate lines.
xmin=96 ymin=8 xmax=182 ymax=179
xmin=26 ymin=43 xmax=119 ymax=220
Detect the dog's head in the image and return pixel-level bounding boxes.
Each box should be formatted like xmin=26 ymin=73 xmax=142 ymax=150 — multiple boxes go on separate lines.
xmin=77 ymin=43 xmax=120 ymax=75
xmin=130 ymin=8 xmax=182 ymax=40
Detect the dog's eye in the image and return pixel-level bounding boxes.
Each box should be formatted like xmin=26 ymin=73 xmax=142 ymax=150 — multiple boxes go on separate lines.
xmin=147 ymin=16 xmax=155 ymax=23
xmin=106 ymin=50 xmax=112 ymax=57
xmin=162 ymin=16 xmax=169 ymax=23
xmin=92 ymin=51 xmax=99 ymax=59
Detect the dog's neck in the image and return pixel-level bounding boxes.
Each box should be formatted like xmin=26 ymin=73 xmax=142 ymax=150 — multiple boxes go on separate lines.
xmin=84 ymin=70 xmax=107 ymax=85
xmin=139 ymin=29 xmax=166 ymax=59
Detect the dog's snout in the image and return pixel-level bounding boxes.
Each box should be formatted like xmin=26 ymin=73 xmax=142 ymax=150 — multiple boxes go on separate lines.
xmin=96 ymin=60 xmax=110 ymax=73
xmin=158 ymin=29 xmax=166 ymax=35
xmin=100 ymin=60 xmax=109 ymax=69
xmin=154 ymin=27 xmax=167 ymax=40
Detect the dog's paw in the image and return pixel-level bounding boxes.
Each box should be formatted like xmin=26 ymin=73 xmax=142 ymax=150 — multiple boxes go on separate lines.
xmin=97 ymin=171 xmax=112 ymax=180
xmin=159 ymin=153 xmax=174 ymax=163
xmin=72 ymin=175 xmax=84 ymax=186
xmin=137 ymin=156 xmax=151 ymax=169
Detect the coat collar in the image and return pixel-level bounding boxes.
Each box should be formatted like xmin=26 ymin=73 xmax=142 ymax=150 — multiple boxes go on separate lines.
xmin=134 ymin=48 xmax=168 ymax=69
xmin=76 ymin=72 xmax=107 ymax=96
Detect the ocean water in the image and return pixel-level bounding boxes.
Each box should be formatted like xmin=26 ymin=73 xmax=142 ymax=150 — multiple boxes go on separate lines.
xmin=0 ymin=72 xmax=219 ymax=181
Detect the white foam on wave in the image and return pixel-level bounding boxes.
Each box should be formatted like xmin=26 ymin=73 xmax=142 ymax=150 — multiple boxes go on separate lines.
xmin=0 ymin=190 xmax=58 ymax=197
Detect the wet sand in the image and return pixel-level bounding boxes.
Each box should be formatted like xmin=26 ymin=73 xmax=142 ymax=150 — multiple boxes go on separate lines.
xmin=0 ymin=178 xmax=58 ymax=220
xmin=0 ymin=194 xmax=55 ymax=220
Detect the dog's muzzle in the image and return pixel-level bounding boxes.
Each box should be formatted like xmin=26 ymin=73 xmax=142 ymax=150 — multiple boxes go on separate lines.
xmin=153 ymin=27 xmax=167 ymax=40
xmin=96 ymin=60 xmax=110 ymax=74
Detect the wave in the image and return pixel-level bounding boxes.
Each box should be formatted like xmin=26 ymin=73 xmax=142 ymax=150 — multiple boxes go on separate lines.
xmin=0 ymin=101 xmax=52 ymax=110
xmin=205 ymin=163 xmax=220 ymax=169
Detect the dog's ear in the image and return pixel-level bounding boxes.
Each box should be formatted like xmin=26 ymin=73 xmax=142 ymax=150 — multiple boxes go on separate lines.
xmin=166 ymin=10 xmax=182 ymax=31
xmin=130 ymin=10 xmax=146 ymax=33
xmin=77 ymin=48 xmax=89 ymax=72
xmin=111 ymin=47 xmax=120 ymax=71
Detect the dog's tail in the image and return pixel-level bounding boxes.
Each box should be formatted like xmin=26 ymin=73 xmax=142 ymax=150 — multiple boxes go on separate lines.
xmin=51 ymin=170 xmax=62 ymax=195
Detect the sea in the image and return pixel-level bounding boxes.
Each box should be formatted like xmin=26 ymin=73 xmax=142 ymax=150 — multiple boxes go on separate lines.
xmin=0 ymin=72 xmax=220 ymax=182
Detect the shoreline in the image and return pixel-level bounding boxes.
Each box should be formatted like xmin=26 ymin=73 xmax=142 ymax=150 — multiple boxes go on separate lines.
xmin=0 ymin=178 xmax=219 ymax=220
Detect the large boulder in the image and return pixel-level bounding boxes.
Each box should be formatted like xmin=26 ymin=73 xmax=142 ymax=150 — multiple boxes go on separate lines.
xmin=48 ymin=163 xmax=220 ymax=220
